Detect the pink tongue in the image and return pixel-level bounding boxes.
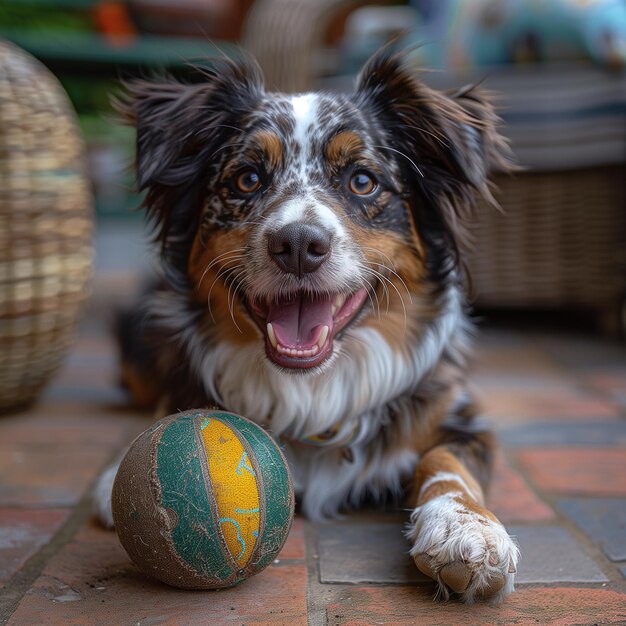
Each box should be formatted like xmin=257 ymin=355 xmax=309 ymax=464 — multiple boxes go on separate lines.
xmin=267 ymin=293 xmax=334 ymax=349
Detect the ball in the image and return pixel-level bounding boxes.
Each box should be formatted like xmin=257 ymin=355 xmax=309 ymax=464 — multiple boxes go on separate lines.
xmin=112 ymin=409 xmax=294 ymax=589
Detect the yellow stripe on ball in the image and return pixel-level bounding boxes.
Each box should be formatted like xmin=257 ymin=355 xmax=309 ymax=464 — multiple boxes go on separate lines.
xmin=200 ymin=417 xmax=260 ymax=566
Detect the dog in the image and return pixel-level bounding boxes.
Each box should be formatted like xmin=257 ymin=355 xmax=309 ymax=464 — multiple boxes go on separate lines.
xmin=94 ymin=48 xmax=520 ymax=604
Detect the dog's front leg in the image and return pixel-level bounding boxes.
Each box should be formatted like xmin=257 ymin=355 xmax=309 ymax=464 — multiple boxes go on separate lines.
xmin=406 ymin=426 xmax=519 ymax=604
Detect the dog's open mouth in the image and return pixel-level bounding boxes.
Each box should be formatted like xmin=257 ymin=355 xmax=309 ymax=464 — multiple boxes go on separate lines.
xmin=249 ymin=289 xmax=368 ymax=368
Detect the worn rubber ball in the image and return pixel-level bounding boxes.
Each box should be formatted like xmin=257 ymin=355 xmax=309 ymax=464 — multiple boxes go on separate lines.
xmin=112 ymin=409 xmax=294 ymax=589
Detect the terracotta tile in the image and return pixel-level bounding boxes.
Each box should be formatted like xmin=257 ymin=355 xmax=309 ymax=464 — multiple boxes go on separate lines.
xmin=480 ymin=388 xmax=620 ymax=423
xmin=0 ymin=444 xmax=114 ymax=507
xmin=0 ymin=509 xmax=69 ymax=587
xmin=473 ymin=341 xmax=561 ymax=377
xmin=0 ymin=404 xmax=146 ymax=447
xmin=325 ymin=586 xmax=626 ymax=626
xmin=8 ymin=522 xmax=308 ymax=626
xmin=517 ymin=448 xmax=626 ymax=496
xmin=278 ymin=516 xmax=305 ymax=560
xmin=488 ymin=454 xmax=554 ymax=523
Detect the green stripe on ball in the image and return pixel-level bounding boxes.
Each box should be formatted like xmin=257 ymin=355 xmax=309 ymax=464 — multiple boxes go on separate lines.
xmin=156 ymin=414 xmax=233 ymax=583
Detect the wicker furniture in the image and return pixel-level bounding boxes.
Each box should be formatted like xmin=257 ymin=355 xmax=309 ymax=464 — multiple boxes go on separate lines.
xmin=472 ymin=165 xmax=625 ymax=312
xmin=0 ymin=41 xmax=93 ymax=413
xmin=437 ymin=66 xmax=626 ymax=326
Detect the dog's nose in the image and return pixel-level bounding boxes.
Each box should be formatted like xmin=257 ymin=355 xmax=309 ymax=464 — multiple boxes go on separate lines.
xmin=268 ymin=222 xmax=331 ymax=276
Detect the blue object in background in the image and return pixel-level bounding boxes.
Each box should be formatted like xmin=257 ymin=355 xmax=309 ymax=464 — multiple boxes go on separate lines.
xmin=404 ymin=0 xmax=626 ymax=69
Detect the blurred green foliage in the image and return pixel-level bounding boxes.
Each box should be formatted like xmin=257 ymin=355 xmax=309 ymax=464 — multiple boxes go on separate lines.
xmin=0 ymin=1 xmax=95 ymax=33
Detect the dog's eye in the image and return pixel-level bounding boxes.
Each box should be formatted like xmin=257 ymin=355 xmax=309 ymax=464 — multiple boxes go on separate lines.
xmin=348 ymin=171 xmax=377 ymax=196
xmin=235 ymin=170 xmax=262 ymax=194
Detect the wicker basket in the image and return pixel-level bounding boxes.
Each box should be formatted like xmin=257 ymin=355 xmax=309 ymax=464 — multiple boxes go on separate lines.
xmin=469 ymin=165 xmax=626 ymax=312
xmin=0 ymin=41 xmax=93 ymax=413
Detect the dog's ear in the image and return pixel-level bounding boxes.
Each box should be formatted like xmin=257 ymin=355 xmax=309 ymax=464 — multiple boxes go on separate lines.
xmin=114 ymin=57 xmax=263 ymax=190
xmin=112 ymin=57 xmax=263 ymax=287
xmin=355 ymin=48 xmax=513 ymax=273
xmin=355 ymin=48 xmax=512 ymax=197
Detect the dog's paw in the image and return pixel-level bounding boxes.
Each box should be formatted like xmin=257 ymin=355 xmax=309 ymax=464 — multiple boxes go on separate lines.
xmin=406 ymin=493 xmax=519 ymax=604
xmin=91 ymin=461 xmax=120 ymax=529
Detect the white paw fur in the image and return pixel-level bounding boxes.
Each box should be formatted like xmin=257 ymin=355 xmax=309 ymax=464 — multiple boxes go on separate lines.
xmin=92 ymin=459 xmax=122 ymax=529
xmin=406 ymin=493 xmax=520 ymax=604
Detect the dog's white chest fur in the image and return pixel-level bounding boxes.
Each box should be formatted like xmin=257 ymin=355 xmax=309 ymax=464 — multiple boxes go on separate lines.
xmin=186 ymin=287 xmax=467 ymax=519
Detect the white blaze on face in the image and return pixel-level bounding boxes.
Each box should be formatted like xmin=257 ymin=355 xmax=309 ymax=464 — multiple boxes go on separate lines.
xmin=272 ymin=196 xmax=346 ymax=239
xmin=263 ymin=94 xmax=317 ymax=229
xmin=311 ymin=202 xmax=346 ymax=238
xmin=290 ymin=93 xmax=317 ymax=178
xmin=254 ymin=92 xmax=359 ymax=291
xmin=268 ymin=94 xmax=346 ymax=238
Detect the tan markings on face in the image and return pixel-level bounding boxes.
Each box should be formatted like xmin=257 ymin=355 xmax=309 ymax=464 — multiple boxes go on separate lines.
xmin=346 ymin=220 xmax=429 ymax=351
xmin=326 ymin=131 xmax=364 ymax=169
xmin=188 ymin=229 xmax=258 ymax=345
xmin=253 ymin=130 xmax=283 ymax=170
xmin=413 ymin=448 xmax=487 ymax=510
xmin=222 ymin=131 xmax=284 ymax=179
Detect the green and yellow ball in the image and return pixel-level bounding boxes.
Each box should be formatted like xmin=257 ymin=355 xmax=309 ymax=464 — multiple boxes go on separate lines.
xmin=112 ymin=409 xmax=294 ymax=589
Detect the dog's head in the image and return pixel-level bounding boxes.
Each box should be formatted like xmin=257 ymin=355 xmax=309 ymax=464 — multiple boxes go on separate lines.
xmin=119 ymin=50 xmax=510 ymax=373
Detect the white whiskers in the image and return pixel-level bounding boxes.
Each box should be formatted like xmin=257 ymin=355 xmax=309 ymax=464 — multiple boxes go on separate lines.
xmin=197 ymin=247 xmax=246 ymax=290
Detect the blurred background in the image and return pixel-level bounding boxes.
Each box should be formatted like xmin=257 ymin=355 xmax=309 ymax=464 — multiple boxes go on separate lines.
xmin=1 ymin=5 xmax=626 ymax=620
xmin=0 ymin=0 xmax=625 ymax=413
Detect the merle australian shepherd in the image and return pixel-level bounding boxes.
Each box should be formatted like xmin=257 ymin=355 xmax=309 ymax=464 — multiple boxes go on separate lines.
xmin=95 ymin=48 xmax=520 ymax=603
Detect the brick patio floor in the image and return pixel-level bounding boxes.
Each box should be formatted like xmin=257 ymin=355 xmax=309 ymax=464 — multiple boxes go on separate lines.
xmin=1 ymin=226 xmax=625 ymax=625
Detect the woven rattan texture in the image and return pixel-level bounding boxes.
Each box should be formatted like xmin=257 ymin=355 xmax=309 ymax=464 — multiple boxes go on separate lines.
xmin=243 ymin=0 xmax=358 ymax=92
xmin=0 ymin=41 xmax=93 ymax=413
xmin=469 ymin=166 xmax=625 ymax=310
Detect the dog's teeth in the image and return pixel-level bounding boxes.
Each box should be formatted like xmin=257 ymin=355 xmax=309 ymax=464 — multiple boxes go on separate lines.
xmin=334 ymin=294 xmax=346 ymax=311
xmin=317 ymin=325 xmax=329 ymax=348
xmin=275 ymin=343 xmax=320 ymax=358
xmin=267 ymin=323 xmax=277 ymax=348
